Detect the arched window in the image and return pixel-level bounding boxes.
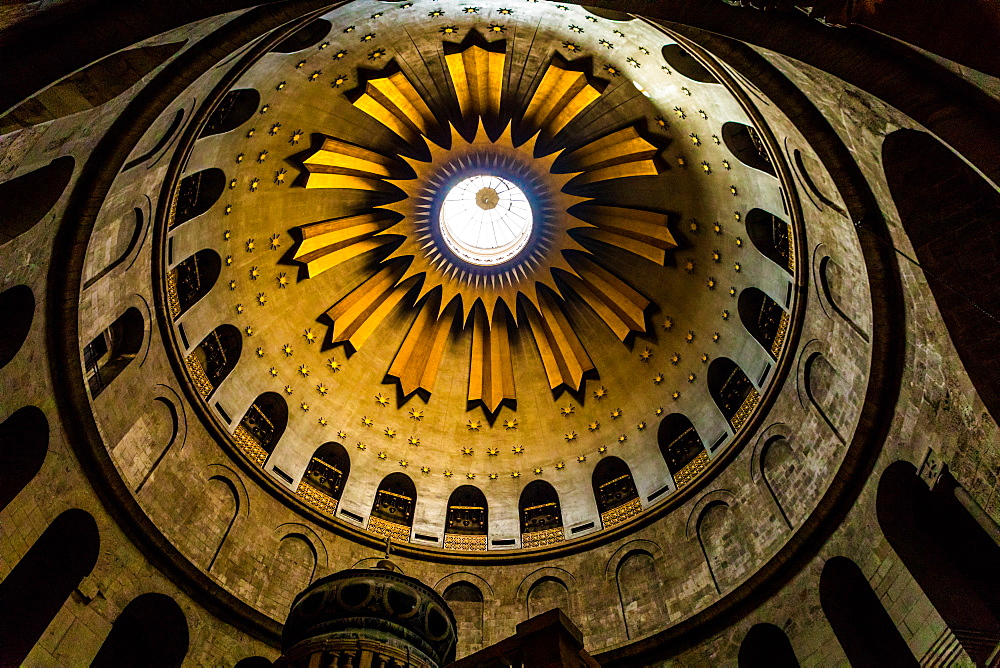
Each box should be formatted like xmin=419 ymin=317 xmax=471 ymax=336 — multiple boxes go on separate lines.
xmin=592 ymin=456 xmax=640 ymax=528
xmin=0 ymin=284 xmax=35 ymax=369
xmin=722 ymin=122 xmax=775 ymax=176
xmin=708 ymin=357 xmax=759 ymax=430
xmin=738 ymin=623 xmax=799 ymax=667
xmin=877 ymin=461 xmax=1000 ymax=663
xmin=738 ymin=287 xmax=789 ymax=359
xmin=820 ymin=556 xmax=917 ymax=666
xmin=661 ymin=44 xmax=718 ymax=83
xmin=0 ymin=406 xmax=48 ymax=512
xmin=84 ymin=307 xmax=144 ymax=397
xmin=233 ymin=392 xmax=287 ymax=466
xmin=519 ymin=480 xmax=564 ymax=549
xmin=296 ymin=442 xmax=350 ymax=516
xmin=883 ymin=129 xmax=1000 ymax=423
xmin=368 ymin=472 xmax=417 ymax=543
xmin=171 ymin=168 xmax=226 ymax=228
xmin=0 ymin=156 xmax=75 ymax=245
xmin=746 ymin=209 xmax=794 ymax=274
xmin=444 ymin=485 xmax=488 ymax=551
xmin=657 ymin=413 xmax=708 ymax=489
xmin=443 ymin=582 xmax=484 ymax=657
xmin=0 ymin=509 xmax=100 ymax=666
xmin=167 ymin=249 xmax=221 ymax=319
xmin=186 ymin=324 xmax=241 ymax=399
xmin=199 ymin=89 xmax=260 ymax=138
xmin=0 ymin=43 xmax=184 ymax=133
xmin=270 ymin=19 xmax=332 ymax=53
xmin=91 ymin=593 xmax=189 ymax=668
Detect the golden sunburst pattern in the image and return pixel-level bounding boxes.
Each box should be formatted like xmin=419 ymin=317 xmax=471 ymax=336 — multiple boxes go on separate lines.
xmin=289 ymin=39 xmax=677 ymax=412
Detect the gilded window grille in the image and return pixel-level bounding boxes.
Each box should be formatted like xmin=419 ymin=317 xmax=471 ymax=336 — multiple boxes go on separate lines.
xmin=367 ymin=515 xmax=411 ymax=542
xmin=233 ymin=424 xmax=269 ymax=466
xmin=520 ymin=526 xmax=564 ymax=549
xmin=786 ymin=225 xmax=795 ymax=272
xmin=296 ymin=480 xmax=339 ymax=516
xmin=185 ymin=353 xmax=213 ymax=398
xmin=770 ymin=311 xmax=790 ymax=358
xmin=600 ymin=496 xmax=642 ymax=529
xmin=673 ymin=449 xmax=710 ymax=489
xmin=730 ymin=387 xmax=761 ymax=431
xmin=166 ymin=269 xmax=181 ymax=319
xmin=443 ymin=533 xmax=488 ymax=551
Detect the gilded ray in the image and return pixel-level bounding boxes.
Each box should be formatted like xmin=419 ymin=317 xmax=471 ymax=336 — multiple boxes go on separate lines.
xmin=469 ymin=303 xmax=515 ymax=411
xmin=522 ymin=59 xmax=602 ymax=140
xmin=324 ymin=264 xmax=415 ymax=351
xmin=353 ymin=69 xmax=437 ymax=145
xmin=292 ymin=212 xmax=398 ymax=278
xmin=574 ymin=204 xmax=677 ymax=265
xmin=446 ymin=43 xmax=505 ymax=120
xmin=525 ymin=287 xmax=594 ymax=392
xmin=301 ymin=137 xmax=397 ymax=190
xmin=388 ymin=293 xmax=454 ymax=396
xmin=565 ymin=255 xmax=649 ymax=341
xmin=562 ymin=127 xmax=661 ymax=184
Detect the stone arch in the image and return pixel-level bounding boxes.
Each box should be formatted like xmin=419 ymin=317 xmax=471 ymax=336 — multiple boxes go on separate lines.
xmin=687 ymin=490 xmax=740 ymax=593
xmin=616 ymin=548 xmax=667 ymax=639
xmin=296 ymin=442 xmax=350 ymax=516
xmin=738 ymin=622 xmax=799 ymax=667
xmin=434 ymin=571 xmax=494 ymax=599
xmin=0 ymin=156 xmax=75 ymax=245
xmin=0 ymin=42 xmax=185 ymax=133
xmin=792 ymin=148 xmax=844 ymax=216
xmin=883 ymin=129 xmax=1000 ymax=423
xmin=877 ymin=461 xmax=1000 ymax=664
xmin=170 ymin=168 xmax=226 ymax=228
xmin=739 ymin=287 xmax=788 ymax=359
xmin=84 ymin=306 xmax=145 ymax=397
xmin=0 ymin=406 xmax=48 ymax=513
xmin=0 ymin=509 xmax=100 ymax=666
xmin=723 ymin=122 xmax=776 ymax=176
xmin=746 ymin=208 xmax=793 ymax=274
xmin=272 ymin=522 xmax=329 ymax=574
xmin=444 ymin=485 xmax=488 ymax=551
xmin=168 ymin=249 xmax=221 ymax=319
xmin=369 ymin=472 xmax=417 ymax=542
xmin=658 ymin=413 xmax=708 ymax=490
xmin=516 ymin=567 xmax=577 ymax=619
xmin=525 ymin=575 xmax=572 ymax=620
xmin=0 ymin=285 xmax=35 ymax=369
xmin=199 ymin=88 xmax=260 ymax=138
xmin=122 ymin=108 xmax=187 ymax=172
xmin=258 ymin=532 xmax=320 ymax=620
xmin=201 ymin=475 xmax=240 ymax=571
xmin=592 ymin=456 xmax=641 ymax=528
xmin=187 ymin=324 xmax=242 ymax=398
xmin=442 ymin=580 xmax=485 ymax=657
xmin=136 ymin=386 xmax=187 ymax=492
xmin=661 ymin=44 xmax=718 ymax=83
xmin=234 ymin=391 xmax=288 ymax=466
xmin=749 ymin=424 xmax=794 ymax=530
xmin=800 ymin=347 xmax=845 ymax=444
xmin=519 ymin=480 xmax=564 ymax=548
xmin=708 ymin=357 xmax=759 ymax=431
xmin=84 ymin=203 xmax=149 ymax=289
xmin=112 ymin=394 xmax=179 ymax=492
xmin=270 ymin=18 xmax=332 ymax=53
xmin=812 ymin=246 xmax=868 ymax=341
xmin=91 ymin=593 xmax=189 ymax=668
xmin=820 ymin=556 xmax=917 ymax=666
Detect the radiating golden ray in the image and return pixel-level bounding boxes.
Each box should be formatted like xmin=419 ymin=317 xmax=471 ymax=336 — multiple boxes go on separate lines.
xmin=574 ymin=204 xmax=677 ymax=265
xmin=525 ymin=287 xmax=595 ymax=391
xmin=292 ymin=211 xmax=398 ymax=278
xmin=565 ymin=255 xmax=649 ymax=341
xmin=446 ymin=42 xmax=505 ymax=120
xmin=353 ymin=69 xmax=437 ymax=145
xmin=301 ymin=137 xmax=397 ymax=190
xmin=562 ymin=127 xmax=660 ymax=184
xmin=470 ymin=303 xmax=515 ymax=411
xmin=388 ymin=293 xmax=454 ymax=396
xmin=324 ymin=264 xmax=416 ymax=351
xmin=522 ymin=58 xmax=603 ymax=140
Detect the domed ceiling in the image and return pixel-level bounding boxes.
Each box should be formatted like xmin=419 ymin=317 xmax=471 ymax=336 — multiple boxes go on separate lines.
xmin=159 ymin=0 xmax=800 ymax=551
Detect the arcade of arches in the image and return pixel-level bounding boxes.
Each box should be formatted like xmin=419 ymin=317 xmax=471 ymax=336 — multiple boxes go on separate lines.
xmin=1 ymin=0 xmax=999 ymax=665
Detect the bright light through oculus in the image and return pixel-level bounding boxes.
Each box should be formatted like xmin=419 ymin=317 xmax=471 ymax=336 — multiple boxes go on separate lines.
xmin=439 ymin=175 xmax=533 ymax=266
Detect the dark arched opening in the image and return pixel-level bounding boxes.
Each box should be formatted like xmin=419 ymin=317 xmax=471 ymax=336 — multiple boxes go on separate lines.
xmin=877 ymin=461 xmax=1000 ymax=663
xmin=0 ymin=156 xmax=75 ymax=245
xmin=0 ymin=284 xmax=35 ymax=369
xmin=199 ymin=89 xmax=260 ymax=138
xmin=592 ymin=456 xmax=640 ymax=528
xmin=746 ymin=208 xmax=793 ymax=274
xmin=519 ymin=480 xmax=564 ymax=548
xmin=369 ymin=472 xmax=417 ymax=542
xmin=661 ymin=44 xmax=718 ymax=83
xmin=708 ymin=357 xmax=758 ymax=430
xmin=187 ymin=324 xmax=241 ymax=398
xmin=270 ymin=19 xmax=332 ymax=53
xmin=722 ymin=122 xmax=776 ymax=176
xmin=84 ymin=306 xmax=144 ymax=397
xmin=171 ymin=168 xmax=226 ymax=228
xmin=738 ymin=622 xmax=799 ymax=668
xmin=738 ymin=287 xmax=788 ymax=359
xmin=444 ymin=485 xmax=488 ymax=551
xmin=819 ymin=556 xmax=917 ymax=666
xmin=657 ymin=413 xmax=707 ymax=489
xmin=92 ymin=593 xmax=189 ymax=668
xmin=0 ymin=406 xmax=48 ymax=512
xmin=168 ymin=249 xmax=221 ymax=319
xmin=296 ymin=442 xmax=350 ymax=516
xmin=234 ymin=392 xmax=287 ymax=466
xmin=883 ymin=129 xmax=1000 ymax=423
xmin=0 ymin=509 xmax=100 ymax=666
xmin=443 ymin=582 xmax=484 ymax=657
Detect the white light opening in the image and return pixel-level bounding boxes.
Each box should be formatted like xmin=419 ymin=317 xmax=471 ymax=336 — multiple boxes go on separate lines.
xmin=438 ymin=174 xmax=533 ymax=266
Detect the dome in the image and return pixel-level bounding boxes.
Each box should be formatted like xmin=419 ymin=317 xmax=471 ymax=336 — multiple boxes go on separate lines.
xmin=2 ymin=0 xmax=999 ymax=665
